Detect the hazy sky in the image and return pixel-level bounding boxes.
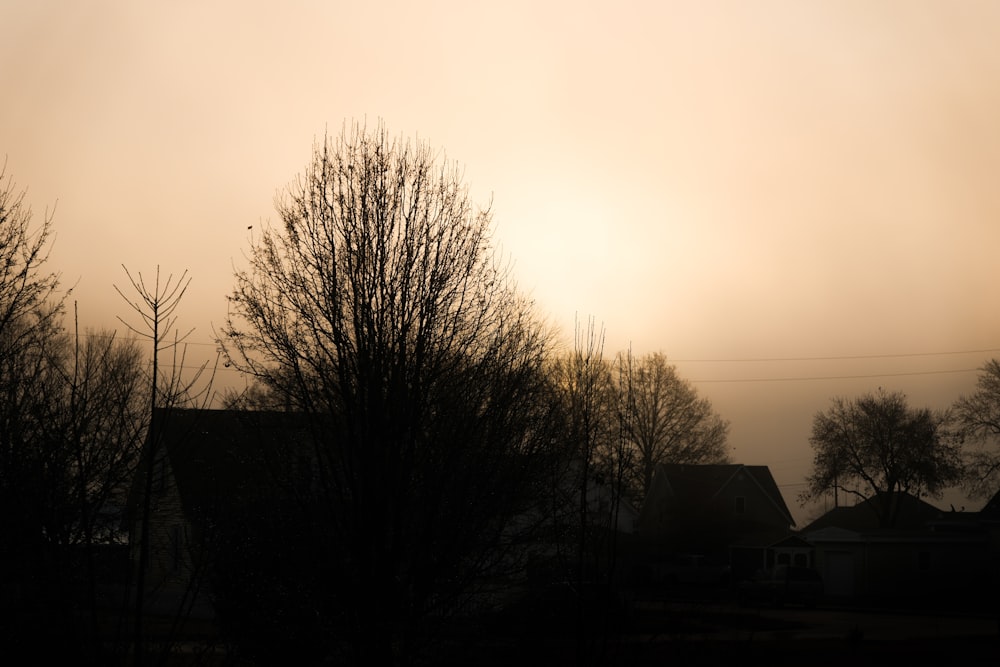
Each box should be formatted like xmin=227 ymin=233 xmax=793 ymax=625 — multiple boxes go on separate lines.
xmin=5 ymin=1 xmax=1000 ymax=522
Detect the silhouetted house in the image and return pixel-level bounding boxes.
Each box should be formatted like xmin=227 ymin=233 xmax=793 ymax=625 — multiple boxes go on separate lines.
xmin=802 ymin=491 xmax=942 ymax=532
xmin=979 ymin=488 xmax=1000 ymax=590
xmin=127 ymin=408 xmax=314 ymax=619
xmin=129 ymin=408 xmax=608 ymax=621
xmin=521 ymin=458 xmax=641 ymax=542
xmin=637 ymin=464 xmax=796 ymax=581
xmin=560 ymin=461 xmax=642 ymax=535
xmin=801 ymin=492 xmax=995 ymax=607
xmin=518 ymin=459 xmax=642 ymax=591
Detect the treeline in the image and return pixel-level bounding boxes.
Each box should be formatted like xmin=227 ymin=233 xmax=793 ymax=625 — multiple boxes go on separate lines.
xmin=208 ymin=122 xmax=733 ymax=664
xmin=11 ymin=122 xmax=999 ymax=664
xmin=0 ymin=127 xmax=730 ymax=666
xmin=0 ymin=163 xmax=149 ymax=661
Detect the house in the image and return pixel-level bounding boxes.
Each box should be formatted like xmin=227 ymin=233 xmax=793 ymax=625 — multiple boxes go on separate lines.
xmin=130 ymin=408 xmax=642 ymax=620
xmin=127 ymin=408 xmax=314 ymax=619
xmin=801 ymin=492 xmax=996 ymax=608
xmin=518 ymin=458 xmax=642 ymax=592
xmin=979 ymin=488 xmax=1000 ymax=590
xmin=549 ymin=459 xmax=642 ymax=535
xmin=802 ymin=491 xmax=943 ymax=532
xmin=637 ymin=463 xmax=796 ymax=581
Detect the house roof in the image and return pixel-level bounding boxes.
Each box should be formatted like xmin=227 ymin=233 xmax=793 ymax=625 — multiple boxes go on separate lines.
xmin=799 ymin=492 xmax=943 ymax=532
xmin=135 ymin=408 xmax=314 ymax=527
xmin=980 ymin=488 xmax=1000 ymax=520
xmin=650 ymin=463 xmax=794 ymax=527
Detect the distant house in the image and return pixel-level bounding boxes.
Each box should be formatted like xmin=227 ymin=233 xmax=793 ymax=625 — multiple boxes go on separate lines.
xmin=979 ymin=489 xmax=1000 ymax=590
xmin=552 ymin=460 xmax=642 ymax=535
xmin=801 ymin=492 xmax=996 ymax=607
xmin=127 ymin=408 xmax=313 ymax=619
xmin=130 ymin=409 xmax=642 ymax=620
xmin=802 ymin=490 xmax=943 ymax=532
xmin=518 ymin=458 xmax=642 ymax=590
xmin=637 ymin=464 xmax=797 ymax=580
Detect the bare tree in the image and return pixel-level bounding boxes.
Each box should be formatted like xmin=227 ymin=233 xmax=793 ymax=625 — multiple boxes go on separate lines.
xmin=0 ymin=163 xmax=63 ymax=537
xmin=0 ymin=308 xmax=64 ymax=558
xmin=0 ymin=160 xmax=61 ymax=341
xmin=617 ymin=352 xmax=729 ymax=503
xmin=801 ymin=389 xmax=963 ymax=528
xmin=222 ymin=122 xmax=556 ymax=665
xmin=548 ymin=319 xmax=635 ymax=664
xmin=219 ymin=381 xmax=289 ymax=411
xmin=0 ymin=163 xmax=68 ymax=656
xmin=48 ymin=311 xmax=147 ymax=544
xmin=116 ymin=265 xmax=214 ymax=666
xmin=953 ymin=359 xmax=1000 ymax=498
xmin=43 ymin=311 xmax=147 ymax=659
xmin=554 ymin=320 xmax=614 ymax=565
xmin=0 ymin=166 xmax=145 ymax=661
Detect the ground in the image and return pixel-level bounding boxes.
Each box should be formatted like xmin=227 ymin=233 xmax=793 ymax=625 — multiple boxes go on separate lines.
xmin=437 ymin=593 xmax=1000 ymax=666
xmin=74 ymin=586 xmax=1000 ymax=665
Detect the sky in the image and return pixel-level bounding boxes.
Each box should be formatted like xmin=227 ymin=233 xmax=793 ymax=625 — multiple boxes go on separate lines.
xmin=4 ymin=1 xmax=1000 ymax=523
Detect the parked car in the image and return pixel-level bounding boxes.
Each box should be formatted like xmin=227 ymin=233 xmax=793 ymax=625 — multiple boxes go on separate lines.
xmin=738 ymin=565 xmax=823 ymax=608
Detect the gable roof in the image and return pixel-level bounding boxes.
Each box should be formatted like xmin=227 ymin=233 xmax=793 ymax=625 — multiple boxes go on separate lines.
xmin=799 ymin=492 xmax=943 ymax=532
xmin=648 ymin=463 xmax=794 ymax=526
xmin=133 ymin=408 xmax=314 ymax=529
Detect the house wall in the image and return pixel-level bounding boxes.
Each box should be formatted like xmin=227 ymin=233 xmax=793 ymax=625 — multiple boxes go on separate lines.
xmin=864 ymin=539 xmax=990 ymax=603
xmin=132 ymin=452 xmax=201 ymax=614
xmin=639 ymin=467 xmax=794 ymax=576
xmin=812 ymin=544 xmax=864 ymax=599
xmin=704 ymin=472 xmax=789 ymax=529
xmin=811 ymin=535 xmax=992 ymax=604
xmin=773 ymin=546 xmax=813 ymax=568
xmin=648 ymin=479 xmax=787 ymax=539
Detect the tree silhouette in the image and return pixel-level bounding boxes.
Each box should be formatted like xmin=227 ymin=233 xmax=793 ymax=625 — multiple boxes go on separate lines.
xmin=1 ymin=165 xmax=146 ymax=663
xmin=0 ymin=162 xmax=66 ymax=657
xmin=222 ymin=121 xmax=557 ymax=664
xmin=953 ymin=359 xmax=1000 ymax=498
xmin=548 ymin=318 xmax=633 ymax=665
xmin=618 ymin=352 xmax=729 ymax=503
xmin=116 ymin=265 xmax=214 ymax=666
xmin=0 ymin=159 xmax=61 ymax=340
xmin=47 ymin=309 xmax=147 ymax=658
xmin=801 ymin=389 xmax=962 ymax=528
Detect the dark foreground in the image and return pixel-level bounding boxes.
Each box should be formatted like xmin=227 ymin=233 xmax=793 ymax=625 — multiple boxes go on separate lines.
xmin=433 ymin=597 xmax=1000 ymax=667
xmin=27 ymin=593 xmax=999 ymax=665
xmin=442 ymin=637 xmax=999 ymax=667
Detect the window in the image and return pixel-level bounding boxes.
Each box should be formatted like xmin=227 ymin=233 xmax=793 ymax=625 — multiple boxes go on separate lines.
xmin=734 ymin=496 xmax=746 ymax=515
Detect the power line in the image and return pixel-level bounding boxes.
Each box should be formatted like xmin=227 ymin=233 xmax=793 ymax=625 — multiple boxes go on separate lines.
xmin=90 ymin=331 xmax=999 ymax=383
xmin=674 ymin=347 xmax=1000 ymax=364
xmin=692 ymin=367 xmax=980 ymax=384
xmin=82 ymin=329 xmax=1000 ymax=363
